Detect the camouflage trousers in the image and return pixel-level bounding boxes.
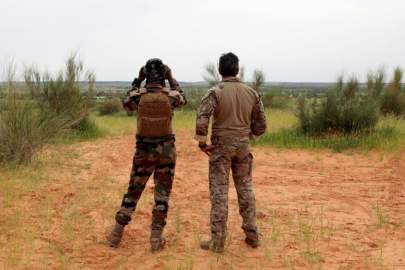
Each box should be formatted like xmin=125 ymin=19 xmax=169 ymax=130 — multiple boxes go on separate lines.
xmin=115 ymin=135 xmax=176 ymax=233
xmin=209 ymin=137 xmax=258 ymax=244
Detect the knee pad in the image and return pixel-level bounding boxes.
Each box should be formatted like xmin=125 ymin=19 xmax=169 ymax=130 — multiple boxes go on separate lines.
xmin=115 ymin=212 xmax=131 ymax=225
xmin=154 ymin=201 xmax=169 ymax=214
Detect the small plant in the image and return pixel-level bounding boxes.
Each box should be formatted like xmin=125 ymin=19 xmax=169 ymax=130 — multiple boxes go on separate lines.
xmin=373 ymin=203 xmax=390 ymax=228
xmin=97 ymin=97 xmax=123 ymax=115
xmin=174 ymin=211 xmax=182 ymax=234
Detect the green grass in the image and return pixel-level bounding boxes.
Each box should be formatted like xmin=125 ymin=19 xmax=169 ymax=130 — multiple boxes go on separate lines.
xmin=254 ymin=111 xmax=405 ymax=152
xmin=93 ymin=111 xmax=136 ymax=136
xmin=93 ymin=110 xmax=196 ymax=137
xmin=93 ymin=109 xmax=405 ymax=152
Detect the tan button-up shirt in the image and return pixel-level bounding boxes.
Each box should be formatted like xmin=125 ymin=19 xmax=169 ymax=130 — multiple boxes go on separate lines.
xmin=195 ymin=77 xmax=267 ymax=142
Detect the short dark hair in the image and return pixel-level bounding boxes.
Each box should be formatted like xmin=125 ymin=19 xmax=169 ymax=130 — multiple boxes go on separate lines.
xmin=218 ymin=52 xmax=239 ymax=77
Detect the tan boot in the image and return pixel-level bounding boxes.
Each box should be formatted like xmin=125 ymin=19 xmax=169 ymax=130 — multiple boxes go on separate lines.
xmin=150 ymin=230 xmax=165 ymax=253
xmin=245 ymin=232 xmax=260 ymax=248
xmin=107 ymin=223 xmax=124 ymax=247
xmin=200 ymin=239 xmax=224 ymax=253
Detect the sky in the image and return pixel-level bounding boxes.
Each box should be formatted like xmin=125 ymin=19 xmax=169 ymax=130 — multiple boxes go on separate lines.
xmin=1 ymin=0 xmax=404 ymax=82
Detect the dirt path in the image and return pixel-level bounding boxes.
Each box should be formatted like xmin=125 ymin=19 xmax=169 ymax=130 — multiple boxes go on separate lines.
xmin=1 ymin=131 xmax=404 ymax=269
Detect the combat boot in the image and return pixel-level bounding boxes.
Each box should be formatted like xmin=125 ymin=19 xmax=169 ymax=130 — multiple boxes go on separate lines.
xmin=245 ymin=231 xmax=260 ymax=248
xmin=150 ymin=230 xmax=166 ymax=253
xmin=107 ymin=223 xmax=125 ymax=247
xmin=200 ymin=239 xmax=224 ymax=253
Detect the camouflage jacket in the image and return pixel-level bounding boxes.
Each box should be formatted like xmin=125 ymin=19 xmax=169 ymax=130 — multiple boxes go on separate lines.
xmin=195 ymin=77 xmax=267 ymax=143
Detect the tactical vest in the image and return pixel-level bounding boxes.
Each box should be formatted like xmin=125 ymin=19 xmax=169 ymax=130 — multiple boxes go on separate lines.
xmin=137 ymin=90 xmax=172 ymax=137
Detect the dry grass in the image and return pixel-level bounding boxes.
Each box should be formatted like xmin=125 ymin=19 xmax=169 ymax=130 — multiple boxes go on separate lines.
xmin=1 ymin=108 xmax=404 ymax=269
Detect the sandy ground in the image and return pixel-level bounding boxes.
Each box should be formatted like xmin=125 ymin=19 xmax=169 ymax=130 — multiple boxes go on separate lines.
xmin=1 ymin=131 xmax=404 ymax=269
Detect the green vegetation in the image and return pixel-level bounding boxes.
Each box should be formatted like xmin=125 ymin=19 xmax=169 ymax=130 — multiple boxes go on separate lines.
xmin=380 ymin=67 xmax=405 ymax=116
xmin=298 ymin=76 xmax=379 ymax=135
xmin=97 ymin=97 xmax=123 ymax=115
xmin=0 ymin=92 xmax=70 ymax=165
xmin=255 ymin=111 xmax=405 ymax=152
xmin=1 ymin=59 xmax=404 ymax=167
xmin=91 ymin=109 xmax=405 ymax=152
xmin=93 ymin=112 xmax=135 ymax=136
xmin=0 ymin=55 xmax=102 ymax=165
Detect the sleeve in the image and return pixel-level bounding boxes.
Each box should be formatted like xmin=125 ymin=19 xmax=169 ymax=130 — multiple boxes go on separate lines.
xmin=194 ymin=89 xmax=218 ymax=142
xmin=168 ymin=89 xmax=186 ymax=109
xmin=164 ymin=65 xmax=181 ymax=90
xmin=123 ymin=89 xmax=143 ymax=112
xmin=250 ymin=94 xmax=267 ymax=137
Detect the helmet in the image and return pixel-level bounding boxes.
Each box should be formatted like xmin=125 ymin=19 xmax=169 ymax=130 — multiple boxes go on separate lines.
xmin=145 ymin=58 xmax=166 ymax=86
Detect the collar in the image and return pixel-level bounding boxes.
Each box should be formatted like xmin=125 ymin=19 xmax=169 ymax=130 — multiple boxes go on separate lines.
xmin=221 ymin=76 xmax=240 ymax=82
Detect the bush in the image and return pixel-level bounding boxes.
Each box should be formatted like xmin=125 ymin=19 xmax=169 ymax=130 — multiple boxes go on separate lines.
xmin=0 ymin=55 xmax=100 ymax=165
xmin=24 ymin=54 xmax=94 ymax=128
xmin=0 ymin=92 xmax=71 ymax=165
xmin=380 ymin=67 xmax=405 ymax=116
xmin=262 ymin=89 xmax=292 ymax=109
xmin=98 ymin=97 xmax=123 ymax=115
xmin=68 ymin=116 xmax=104 ymax=140
xmin=182 ymin=88 xmax=206 ymax=111
xmin=298 ymin=76 xmax=379 ymax=135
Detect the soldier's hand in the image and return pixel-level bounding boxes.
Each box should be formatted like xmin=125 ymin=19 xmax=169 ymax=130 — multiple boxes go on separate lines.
xmin=199 ymin=143 xmax=216 ymax=156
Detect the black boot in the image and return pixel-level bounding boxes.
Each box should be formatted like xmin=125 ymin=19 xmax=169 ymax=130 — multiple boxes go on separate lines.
xmin=245 ymin=231 xmax=260 ymax=248
xmin=107 ymin=223 xmax=125 ymax=247
xmin=150 ymin=230 xmax=166 ymax=253
xmin=200 ymin=239 xmax=225 ymax=253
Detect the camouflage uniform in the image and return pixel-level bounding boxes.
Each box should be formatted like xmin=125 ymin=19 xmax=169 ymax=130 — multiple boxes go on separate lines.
xmin=195 ymin=77 xmax=267 ymax=246
xmin=115 ymin=86 xmax=185 ymax=238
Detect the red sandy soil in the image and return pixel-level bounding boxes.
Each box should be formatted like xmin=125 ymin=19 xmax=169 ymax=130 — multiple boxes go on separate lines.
xmin=1 ymin=131 xmax=404 ymax=269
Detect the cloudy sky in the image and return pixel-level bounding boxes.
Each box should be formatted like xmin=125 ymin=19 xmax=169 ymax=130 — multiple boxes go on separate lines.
xmin=1 ymin=0 xmax=404 ymax=82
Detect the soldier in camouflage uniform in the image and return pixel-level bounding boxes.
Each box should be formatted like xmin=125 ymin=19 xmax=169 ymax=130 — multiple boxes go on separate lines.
xmin=195 ymin=53 xmax=267 ymax=252
xmin=108 ymin=58 xmax=186 ymax=252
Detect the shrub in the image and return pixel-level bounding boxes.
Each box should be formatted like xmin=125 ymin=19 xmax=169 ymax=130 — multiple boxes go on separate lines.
xmin=0 ymin=55 xmax=100 ymax=165
xmin=98 ymin=97 xmax=123 ymax=115
xmin=262 ymin=89 xmax=292 ymax=109
xmin=182 ymin=88 xmax=206 ymax=111
xmin=251 ymin=69 xmax=265 ymax=92
xmin=68 ymin=116 xmax=104 ymax=140
xmin=298 ymin=76 xmax=379 ymax=135
xmin=0 ymin=89 xmax=71 ymax=165
xmin=24 ymin=54 xmax=95 ymax=128
xmin=380 ymin=67 xmax=405 ymax=116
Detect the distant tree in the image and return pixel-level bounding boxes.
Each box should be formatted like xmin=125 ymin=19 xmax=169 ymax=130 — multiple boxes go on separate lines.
xmin=238 ymin=66 xmax=245 ymax=82
xmin=203 ymin=63 xmax=220 ymax=87
xmin=252 ymin=69 xmax=265 ymax=92
xmin=381 ymin=67 xmax=405 ymax=115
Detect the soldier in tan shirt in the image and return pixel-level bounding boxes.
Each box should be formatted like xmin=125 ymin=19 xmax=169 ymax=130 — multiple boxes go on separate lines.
xmin=195 ymin=52 xmax=267 ymax=252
